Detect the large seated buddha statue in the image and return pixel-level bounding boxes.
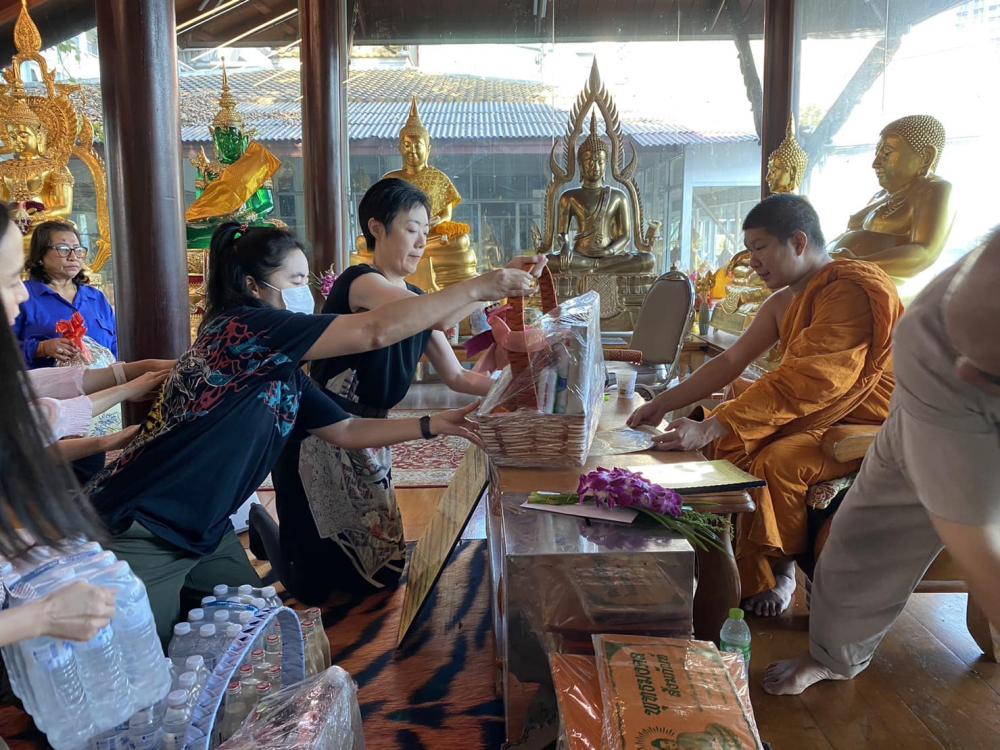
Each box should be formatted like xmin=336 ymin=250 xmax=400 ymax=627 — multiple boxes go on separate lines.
xmin=828 ymin=114 xmax=953 ymax=283
xmin=533 ymin=60 xmax=659 ymax=330
xmin=0 ymin=1 xmax=111 ymax=270
xmin=352 ymin=98 xmax=477 ymax=292
xmin=712 ymin=116 xmax=807 ymax=337
xmin=184 ymin=63 xmax=283 ymax=337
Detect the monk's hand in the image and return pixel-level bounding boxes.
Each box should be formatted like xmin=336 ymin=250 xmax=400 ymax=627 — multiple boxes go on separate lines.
xmin=627 ymin=399 xmax=667 ymax=429
xmin=651 ymin=416 xmax=728 ymax=452
xmin=506 ymin=254 xmax=547 ymax=278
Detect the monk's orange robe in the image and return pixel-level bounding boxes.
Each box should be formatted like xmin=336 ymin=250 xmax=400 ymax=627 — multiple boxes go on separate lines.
xmin=708 ymin=260 xmax=902 ymax=598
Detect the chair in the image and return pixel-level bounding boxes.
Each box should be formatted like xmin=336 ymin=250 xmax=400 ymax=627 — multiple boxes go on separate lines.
xmin=805 ymin=425 xmax=998 ymax=662
xmin=604 ymin=270 xmax=695 ymax=399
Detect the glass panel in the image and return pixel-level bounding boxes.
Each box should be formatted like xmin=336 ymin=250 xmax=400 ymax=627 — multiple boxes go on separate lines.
xmin=795 ymin=0 xmax=1000 ymax=292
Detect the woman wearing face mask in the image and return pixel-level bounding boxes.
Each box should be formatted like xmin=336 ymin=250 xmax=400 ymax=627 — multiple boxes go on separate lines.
xmin=84 ymin=221 xmax=536 ymax=642
xmin=249 ymin=178 xmax=545 ymax=603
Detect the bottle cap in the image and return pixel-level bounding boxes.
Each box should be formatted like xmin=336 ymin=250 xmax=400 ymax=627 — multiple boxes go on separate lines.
xmin=185 ymin=655 xmax=205 ymax=671
xmin=199 ymin=624 xmax=216 ymax=637
xmin=266 ymin=633 xmax=279 ymax=645
xmin=173 ymin=622 xmax=191 ymax=636
xmin=213 ymin=610 xmax=230 ymax=623
xmin=239 ymin=611 xmax=254 ymax=624
xmin=238 ymin=584 xmax=254 ymax=596
xmin=179 ymin=672 xmax=197 ymax=690
xmin=728 ymin=607 xmax=745 ymax=621
xmin=251 ymin=598 xmax=266 ymax=609
xmin=260 ymin=586 xmax=277 ymax=599
xmin=256 ymin=681 xmax=271 ymax=693
xmin=251 ymin=648 xmax=264 ymax=660
xmin=239 ymin=664 xmax=254 ymax=676
xmin=226 ymin=623 xmax=241 ymax=638
xmin=213 ymin=584 xmax=229 ymax=597
xmin=188 ymin=608 xmax=204 ymax=622
xmin=201 ymin=596 xmax=217 ymax=606
xmin=167 ymin=689 xmax=188 ymax=707
xmin=227 ymin=681 xmax=241 ymax=694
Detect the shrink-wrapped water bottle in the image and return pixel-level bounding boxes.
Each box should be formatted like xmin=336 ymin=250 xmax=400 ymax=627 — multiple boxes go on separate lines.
xmin=75 ymin=625 xmax=130 ymax=726
xmin=168 ymin=622 xmax=194 ymax=667
xmin=126 ymin=707 xmax=161 ymax=750
xmin=160 ymin=689 xmax=192 ymax=750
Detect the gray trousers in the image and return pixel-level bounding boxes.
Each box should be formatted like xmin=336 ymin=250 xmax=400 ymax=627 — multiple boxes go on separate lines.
xmin=810 ymin=398 xmax=1000 ymax=676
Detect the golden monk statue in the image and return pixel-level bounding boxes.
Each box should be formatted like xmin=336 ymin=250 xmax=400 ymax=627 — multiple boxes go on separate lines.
xmin=766 ymin=116 xmax=808 ymax=195
xmin=352 ymin=98 xmax=477 ymax=291
xmin=0 ymin=1 xmax=111 ymax=266
xmin=829 ymin=114 xmax=953 ymax=281
xmin=550 ymin=113 xmax=654 ymax=274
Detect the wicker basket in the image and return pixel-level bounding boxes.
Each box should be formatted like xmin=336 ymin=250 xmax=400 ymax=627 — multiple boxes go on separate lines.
xmin=475 ymin=267 xmax=603 ymax=468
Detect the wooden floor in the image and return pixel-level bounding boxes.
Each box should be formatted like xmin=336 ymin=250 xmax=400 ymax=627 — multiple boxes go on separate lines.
xmin=391 ymin=484 xmax=1000 ymax=750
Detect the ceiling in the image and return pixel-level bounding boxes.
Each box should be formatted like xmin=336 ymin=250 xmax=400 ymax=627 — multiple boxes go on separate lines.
xmin=0 ymin=0 xmax=965 ymax=61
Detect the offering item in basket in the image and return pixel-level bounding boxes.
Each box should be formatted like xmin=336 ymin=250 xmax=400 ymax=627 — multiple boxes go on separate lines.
xmin=474 ymin=267 xmax=604 ymax=468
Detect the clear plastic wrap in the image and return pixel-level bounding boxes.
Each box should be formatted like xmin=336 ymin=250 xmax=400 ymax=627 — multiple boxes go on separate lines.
xmin=219 ymin=666 xmax=365 ymax=750
xmin=475 ymin=286 xmax=604 ymax=468
xmin=551 ymin=653 xmax=603 ymax=750
xmin=593 ymin=635 xmax=763 ymax=750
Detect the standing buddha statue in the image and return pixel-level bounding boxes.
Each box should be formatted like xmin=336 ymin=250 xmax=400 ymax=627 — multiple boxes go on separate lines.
xmin=352 ymin=98 xmax=477 ymax=291
xmin=828 ymin=114 xmax=953 ymax=282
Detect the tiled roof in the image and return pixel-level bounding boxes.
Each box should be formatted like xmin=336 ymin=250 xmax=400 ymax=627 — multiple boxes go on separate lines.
xmin=77 ymin=67 xmax=754 ymax=146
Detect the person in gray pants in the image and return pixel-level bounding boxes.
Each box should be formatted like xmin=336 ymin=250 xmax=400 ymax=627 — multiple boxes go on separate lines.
xmin=764 ymin=227 xmax=1000 ymax=695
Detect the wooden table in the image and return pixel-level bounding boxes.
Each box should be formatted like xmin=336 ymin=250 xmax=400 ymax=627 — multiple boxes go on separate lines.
xmin=493 ymin=394 xmax=754 ymax=642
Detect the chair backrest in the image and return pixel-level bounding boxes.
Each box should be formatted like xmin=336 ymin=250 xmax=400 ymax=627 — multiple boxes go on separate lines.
xmin=629 ymin=271 xmax=695 ymax=365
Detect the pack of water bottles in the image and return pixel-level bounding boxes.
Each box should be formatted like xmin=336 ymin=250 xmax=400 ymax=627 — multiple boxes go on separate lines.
xmin=0 ymin=541 xmax=172 ymax=750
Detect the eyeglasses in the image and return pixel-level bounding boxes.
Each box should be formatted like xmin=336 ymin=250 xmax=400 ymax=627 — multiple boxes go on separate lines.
xmin=47 ymin=244 xmax=88 ymax=259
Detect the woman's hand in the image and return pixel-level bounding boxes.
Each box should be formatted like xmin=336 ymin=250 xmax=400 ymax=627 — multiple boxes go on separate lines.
xmin=124 ymin=369 xmax=170 ymax=402
xmin=35 ymin=581 xmax=117 ymax=642
xmin=429 ymin=401 xmax=483 ymax=446
xmin=100 ymin=424 xmax=140 ymax=452
xmin=37 ymin=337 xmax=78 ymax=364
xmin=506 ymin=254 xmax=548 ymax=277
xmin=474 ymin=269 xmax=537 ymax=301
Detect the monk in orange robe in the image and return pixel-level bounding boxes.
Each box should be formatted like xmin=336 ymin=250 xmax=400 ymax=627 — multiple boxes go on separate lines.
xmin=629 ymin=195 xmax=901 ymax=616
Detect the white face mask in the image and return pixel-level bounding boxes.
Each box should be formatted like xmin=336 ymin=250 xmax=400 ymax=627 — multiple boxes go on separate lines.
xmin=261 ymin=280 xmax=314 ymax=315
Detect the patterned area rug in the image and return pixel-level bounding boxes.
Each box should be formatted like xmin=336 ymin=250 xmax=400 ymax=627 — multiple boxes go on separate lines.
xmin=387 ymin=409 xmax=468 ymax=489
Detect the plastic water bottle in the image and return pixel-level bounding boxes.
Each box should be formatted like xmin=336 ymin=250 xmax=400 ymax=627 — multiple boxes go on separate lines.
xmin=185 ymin=654 xmax=210 ymax=694
xmin=160 ymin=689 xmax=192 ymax=750
xmin=259 ymin=585 xmax=281 ymax=608
xmin=720 ymin=607 xmax=752 ymax=679
xmin=264 ymin=663 xmax=281 ymax=691
xmin=304 ymin=608 xmax=331 ymax=669
xmin=88 ymin=721 xmax=130 ymax=750
xmin=176 ymin=670 xmax=198 ymax=696
xmin=218 ymin=681 xmax=245 ymax=742
xmin=75 ymin=625 xmax=130 ymax=726
xmin=125 ymin=707 xmax=161 ymax=750
xmin=96 ymin=562 xmax=171 ymax=710
xmin=28 ymin=640 xmax=93 ymax=748
xmin=264 ymin=633 xmax=282 ymax=668
xmin=168 ymin=622 xmax=194 ymax=667
xmin=196 ymin=624 xmax=218 ymax=669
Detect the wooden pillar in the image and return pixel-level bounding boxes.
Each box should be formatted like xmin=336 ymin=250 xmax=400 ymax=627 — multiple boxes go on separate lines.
xmin=761 ymin=0 xmax=796 ymax=197
xmin=96 ymin=0 xmax=188 ymax=406
xmin=299 ymin=0 xmax=351 ymax=274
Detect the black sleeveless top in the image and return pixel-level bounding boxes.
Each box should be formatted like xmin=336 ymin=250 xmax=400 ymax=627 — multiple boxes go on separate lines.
xmin=310 ymin=265 xmax=433 ymax=416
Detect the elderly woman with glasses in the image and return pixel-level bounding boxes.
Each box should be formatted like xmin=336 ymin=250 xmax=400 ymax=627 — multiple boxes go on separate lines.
xmin=13 ymin=220 xmax=118 ymax=368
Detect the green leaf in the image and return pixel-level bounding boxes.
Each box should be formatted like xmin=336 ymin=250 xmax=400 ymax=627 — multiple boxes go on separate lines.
xmin=527 ymin=491 xmax=580 ymax=506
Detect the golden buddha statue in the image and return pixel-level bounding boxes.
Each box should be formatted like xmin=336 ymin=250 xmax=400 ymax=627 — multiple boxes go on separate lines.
xmin=711 ymin=117 xmax=808 ymax=336
xmin=829 ymin=114 xmax=953 ymax=282
xmin=550 ymin=113 xmax=653 ymax=275
xmin=766 ymin=115 xmax=808 ymax=195
xmin=533 ymin=59 xmax=659 ymax=330
xmin=0 ymin=1 xmax=110 ymax=267
xmin=352 ymin=98 xmax=477 ymax=292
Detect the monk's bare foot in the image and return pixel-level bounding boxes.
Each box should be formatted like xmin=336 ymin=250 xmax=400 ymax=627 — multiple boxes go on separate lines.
xmin=763 ymin=656 xmax=849 ymax=695
xmin=742 ymin=572 xmax=797 ymax=617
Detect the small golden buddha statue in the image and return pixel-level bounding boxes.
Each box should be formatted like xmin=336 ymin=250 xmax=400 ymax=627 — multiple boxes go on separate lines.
xmin=352 ymin=98 xmax=477 ymax=291
xmin=766 ymin=116 xmax=808 ymax=195
xmin=829 ymin=114 xmax=953 ymax=281
xmin=0 ymin=91 xmax=74 ymax=238
xmin=549 ymin=113 xmax=654 ymax=274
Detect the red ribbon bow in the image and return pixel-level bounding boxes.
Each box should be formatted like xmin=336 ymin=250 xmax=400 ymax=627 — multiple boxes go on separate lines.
xmin=55 ymin=311 xmax=92 ymax=364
